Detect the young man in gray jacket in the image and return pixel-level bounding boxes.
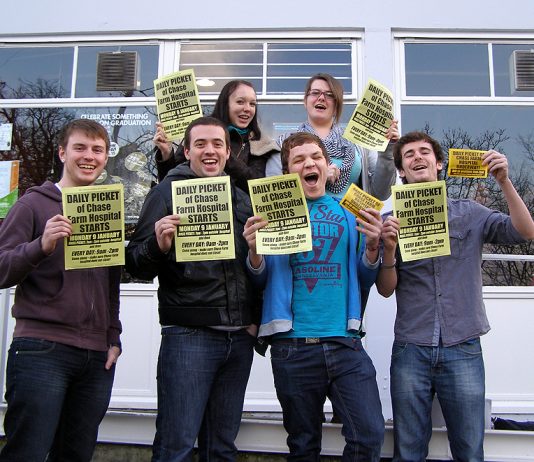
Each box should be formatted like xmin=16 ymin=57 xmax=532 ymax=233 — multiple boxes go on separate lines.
xmin=377 ymin=131 xmax=534 ymax=462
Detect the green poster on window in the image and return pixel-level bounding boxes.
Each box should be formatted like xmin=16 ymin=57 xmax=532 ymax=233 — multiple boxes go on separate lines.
xmin=0 ymin=161 xmax=20 ymax=219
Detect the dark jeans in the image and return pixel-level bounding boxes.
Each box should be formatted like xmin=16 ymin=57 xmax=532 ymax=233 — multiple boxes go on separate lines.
xmin=270 ymin=338 xmax=384 ymax=462
xmin=390 ymin=339 xmax=485 ymax=462
xmin=151 ymin=326 xmax=255 ymax=462
xmin=0 ymin=337 xmax=115 ymax=462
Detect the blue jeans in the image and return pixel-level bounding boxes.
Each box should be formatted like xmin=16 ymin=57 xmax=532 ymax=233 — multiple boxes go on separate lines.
xmin=0 ymin=337 xmax=115 ymax=462
xmin=390 ymin=339 xmax=485 ymax=462
xmin=152 ymin=326 xmax=255 ymax=462
xmin=270 ymin=338 xmax=384 ymax=462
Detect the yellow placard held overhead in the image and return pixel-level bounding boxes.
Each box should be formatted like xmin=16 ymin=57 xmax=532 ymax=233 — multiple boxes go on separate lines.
xmin=340 ymin=183 xmax=384 ymax=222
xmin=248 ymin=174 xmax=312 ymax=255
xmin=62 ymin=184 xmax=125 ymax=269
xmin=447 ymin=149 xmax=488 ymax=178
xmin=343 ymin=79 xmax=394 ymax=152
xmin=172 ymin=176 xmax=235 ymax=261
xmin=392 ymin=181 xmax=450 ymax=262
xmin=154 ymin=69 xmax=203 ymax=141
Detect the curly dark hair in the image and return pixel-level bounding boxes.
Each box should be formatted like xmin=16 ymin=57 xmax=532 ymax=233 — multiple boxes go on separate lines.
xmin=393 ymin=131 xmax=444 ymax=183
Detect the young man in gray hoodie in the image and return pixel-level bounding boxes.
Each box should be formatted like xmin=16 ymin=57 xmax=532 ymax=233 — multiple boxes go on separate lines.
xmin=0 ymin=119 xmax=122 ymax=462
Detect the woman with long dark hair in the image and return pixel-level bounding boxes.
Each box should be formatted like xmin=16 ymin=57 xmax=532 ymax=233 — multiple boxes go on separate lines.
xmin=154 ymin=80 xmax=278 ymax=192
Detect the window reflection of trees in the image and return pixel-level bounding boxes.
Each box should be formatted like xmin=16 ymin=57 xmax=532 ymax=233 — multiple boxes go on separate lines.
xmin=422 ymin=123 xmax=533 ymax=286
xmin=0 ymin=80 xmax=73 ymax=193
xmin=0 ymin=80 xmax=158 ymax=228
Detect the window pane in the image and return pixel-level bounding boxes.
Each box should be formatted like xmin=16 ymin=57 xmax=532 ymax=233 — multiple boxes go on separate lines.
xmin=0 ymin=47 xmax=73 ymax=98
xmin=405 ymin=43 xmax=491 ymax=96
xmin=76 ymin=45 xmax=159 ymax=98
xmin=401 ymin=104 xmax=534 ymax=286
xmin=493 ymin=44 xmax=534 ymax=97
xmin=401 ymin=104 xmax=533 ymax=172
xmin=180 ymin=43 xmax=264 ymax=93
xmin=180 ymin=41 xmax=354 ymax=96
xmin=267 ymin=43 xmax=352 ymax=94
xmin=0 ymin=106 xmax=158 ymax=223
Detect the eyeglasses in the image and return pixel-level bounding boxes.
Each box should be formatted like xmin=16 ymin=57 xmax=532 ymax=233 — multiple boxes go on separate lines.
xmin=307 ymin=89 xmax=335 ymax=101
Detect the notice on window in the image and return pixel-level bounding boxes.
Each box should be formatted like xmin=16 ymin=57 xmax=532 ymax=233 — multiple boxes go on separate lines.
xmin=0 ymin=160 xmax=20 ymax=218
xmin=172 ymin=176 xmax=235 ymax=261
xmin=248 ymin=174 xmax=312 ymax=255
xmin=154 ymin=69 xmax=203 ymax=141
xmin=392 ymin=181 xmax=450 ymax=262
xmin=0 ymin=123 xmax=13 ymax=151
xmin=340 ymin=183 xmax=384 ymax=222
xmin=447 ymin=149 xmax=488 ymax=178
xmin=62 ymin=184 xmax=125 ymax=269
xmin=343 ymin=79 xmax=394 ymax=151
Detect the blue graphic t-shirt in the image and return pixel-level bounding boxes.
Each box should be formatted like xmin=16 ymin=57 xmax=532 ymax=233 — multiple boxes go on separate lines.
xmin=280 ymin=195 xmax=351 ymax=338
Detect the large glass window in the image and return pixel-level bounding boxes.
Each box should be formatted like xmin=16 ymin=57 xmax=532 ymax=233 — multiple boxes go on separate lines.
xmin=0 ymin=44 xmax=160 ymax=100
xmin=400 ymin=38 xmax=534 ymax=286
xmin=0 ymin=47 xmax=74 ymax=99
xmin=0 ymin=106 xmax=157 ymax=223
xmin=405 ymin=43 xmax=491 ymax=97
xmin=266 ymin=43 xmax=352 ymax=94
xmin=180 ymin=43 xmax=264 ymax=94
xmin=0 ymin=35 xmax=359 ymax=284
xmin=493 ymin=44 xmax=534 ymax=97
xmin=179 ymin=41 xmax=354 ymax=96
xmin=1 ymin=36 xmax=360 ymax=219
xmin=76 ymin=45 xmax=159 ymax=98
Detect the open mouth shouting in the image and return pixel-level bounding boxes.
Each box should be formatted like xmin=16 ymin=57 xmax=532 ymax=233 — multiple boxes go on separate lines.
xmin=303 ymin=172 xmax=320 ymax=186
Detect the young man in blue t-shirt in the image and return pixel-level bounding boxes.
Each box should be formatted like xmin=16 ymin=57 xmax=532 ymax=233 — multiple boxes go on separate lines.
xmin=244 ymin=132 xmax=385 ymax=461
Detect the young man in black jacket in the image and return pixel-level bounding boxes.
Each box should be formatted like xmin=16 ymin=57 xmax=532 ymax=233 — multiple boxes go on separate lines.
xmin=126 ymin=116 xmax=259 ymax=462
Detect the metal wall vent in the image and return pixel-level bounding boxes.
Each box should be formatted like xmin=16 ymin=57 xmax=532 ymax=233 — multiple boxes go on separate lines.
xmin=510 ymin=50 xmax=534 ymax=91
xmin=96 ymin=51 xmax=140 ymax=92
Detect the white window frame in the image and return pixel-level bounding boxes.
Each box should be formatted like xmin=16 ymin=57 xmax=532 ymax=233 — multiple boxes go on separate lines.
xmin=0 ymin=30 xmax=363 ymax=110
xmin=394 ymin=31 xmax=534 ymax=268
xmin=394 ymin=31 xmax=534 ymax=107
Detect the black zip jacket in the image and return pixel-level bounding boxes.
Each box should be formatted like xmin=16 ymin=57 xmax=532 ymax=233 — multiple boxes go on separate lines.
xmin=126 ymin=163 xmax=260 ymax=327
